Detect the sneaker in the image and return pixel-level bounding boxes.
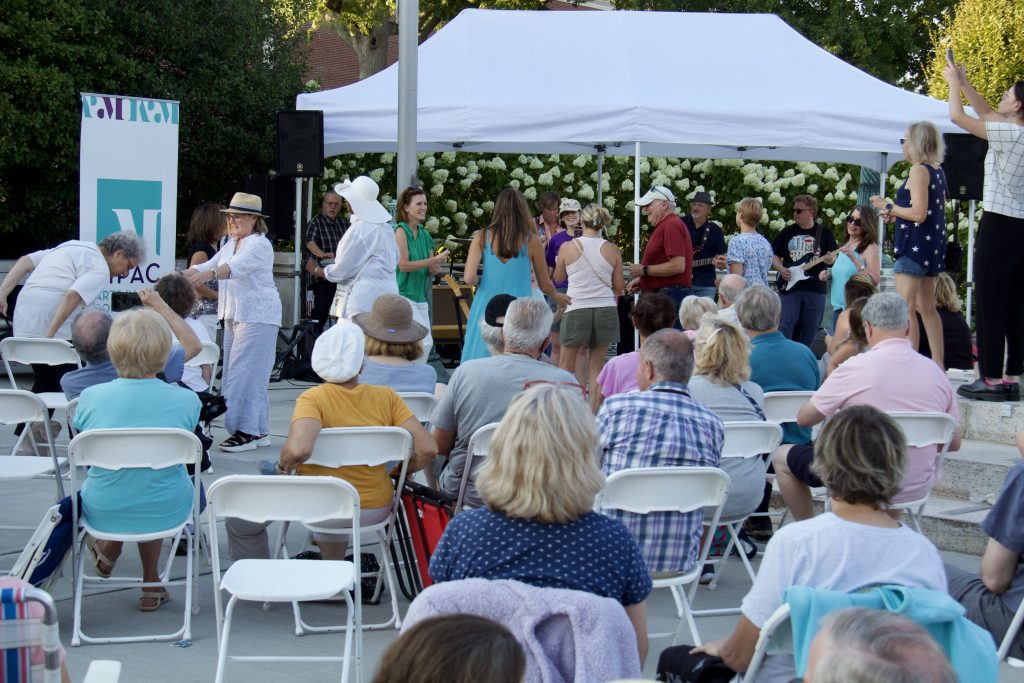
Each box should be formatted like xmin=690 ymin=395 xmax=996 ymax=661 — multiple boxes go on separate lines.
xmin=957 ymin=379 xmax=1007 ymax=402
xmin=699 ymin=563 xmax=717 ymax=585
xmin=731 ymin=529 xmax=759 ymax=560
xmin=257 ymin=459 xmax=277 ymax=475
xmin=219 ymin=432 xmax=259 ymax=452
xmin=255 ymin=434 xmax=272 ymax=447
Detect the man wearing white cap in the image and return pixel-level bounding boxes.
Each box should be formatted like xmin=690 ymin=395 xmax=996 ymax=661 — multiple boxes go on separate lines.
xmin=313 ymin=175 xmax=399 ymax=319
xmin=628 ymin=185 xmax=693 ymax=321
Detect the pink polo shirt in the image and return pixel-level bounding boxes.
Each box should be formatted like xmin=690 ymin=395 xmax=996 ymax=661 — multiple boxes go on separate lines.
xmin=597 ymin=351 xmax=640 ymax=398
xmin=811 ymin=337 xmax=959 ymax=503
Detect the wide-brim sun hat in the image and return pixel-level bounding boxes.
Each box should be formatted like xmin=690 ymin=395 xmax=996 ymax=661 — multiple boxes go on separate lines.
xmin=311 ymin=318 xmax=365 ymax=384
xmin=221 ymin=192 xmax=268 ymax=217
xmin=352 ymin=294 xmax=428 ymax=344
xmin=333 ymin=176 xmax=393 ymax=224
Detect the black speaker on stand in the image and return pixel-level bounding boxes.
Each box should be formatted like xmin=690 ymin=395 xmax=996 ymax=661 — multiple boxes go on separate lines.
xmin=277 ymin=111 xmax=324 ymax=178
xmin=943 ymin=133 xmax=987 ymax=201
xmin=243 ymin=173 xmax=295 ymax=241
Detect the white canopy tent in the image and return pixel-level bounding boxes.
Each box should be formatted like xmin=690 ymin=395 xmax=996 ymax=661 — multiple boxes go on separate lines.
xmin=297 ymin=9 xmax=966 ymax=267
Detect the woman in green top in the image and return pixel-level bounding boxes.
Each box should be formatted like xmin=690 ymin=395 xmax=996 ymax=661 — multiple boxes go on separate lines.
xmin=395 ymin=186 xmax=449 ymax=363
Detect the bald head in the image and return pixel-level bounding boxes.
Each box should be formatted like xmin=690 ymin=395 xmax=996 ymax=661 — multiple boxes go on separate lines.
xmin=719 ymin=274 xmax=748 ymax=307
xmin=71 ymin=308 xmax=113 ymax=365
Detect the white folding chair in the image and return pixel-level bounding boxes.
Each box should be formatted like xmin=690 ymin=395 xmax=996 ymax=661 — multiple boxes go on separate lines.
xmin=0 ymin=389 xmax=67 ymax=500
xmin=208 ymin=475 xmax=361 ymax=683
xmin=761 ymin=391 xmax=815 ymax=425
xmin=740 ymin=603 xmax=792 ymax=682
xmin=596 ymin=466 xmax=731 ymax=646
xmin=274 ymin=426 xmax=413 ymax=632
xmin=695 ymin=421 xmax=784 ymax=598
xmin=0 ymin=337 xmax=81 ymax=414
xmin=65 ymin=397 xmax=80 ymax=437
xmin=998 ymin=597 xmax=1024 ymax=666
xmin=886 ymin=412 xmax=957 ymax=532
xmin=0 ymin=584 xmax=122 ymax=683
xmin=68 ymin=428 xmax=203 ymax=646
xmin=454 ymin=421 xmax=500 ymax=514
xmin=397 ymin=392 xmax=437 ymax=430
xmin=186 ymin=340 xmax=220 ymax=368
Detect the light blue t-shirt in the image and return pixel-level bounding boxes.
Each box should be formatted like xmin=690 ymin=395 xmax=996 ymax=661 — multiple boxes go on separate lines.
xmin=75 ymin=378 xmax=201 ymax=533
xmin=358 ymin=359 xmax=436 ymax=394
xmin=829 ymin=251 xmax=860 ymax=312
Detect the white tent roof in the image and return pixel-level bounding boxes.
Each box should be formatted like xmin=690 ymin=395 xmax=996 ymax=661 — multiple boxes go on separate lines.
xmin=298 ymin=9 xmax=958 ymax=169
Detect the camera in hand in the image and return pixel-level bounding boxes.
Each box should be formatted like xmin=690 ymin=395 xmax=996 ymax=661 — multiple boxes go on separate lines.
xmin=111 ymin=291 xmax=142 ymax=312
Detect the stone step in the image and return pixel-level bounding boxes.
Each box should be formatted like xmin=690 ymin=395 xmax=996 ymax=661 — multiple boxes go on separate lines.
xmin=949 ymin=369 xmax=1024 ymax=446
xmin=934 ymin=438 xmax=1019 ymax=502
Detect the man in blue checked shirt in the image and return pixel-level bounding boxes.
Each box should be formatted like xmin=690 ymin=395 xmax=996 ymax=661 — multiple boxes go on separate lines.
xmin=596 ymin=329 xmax=725 ymax=574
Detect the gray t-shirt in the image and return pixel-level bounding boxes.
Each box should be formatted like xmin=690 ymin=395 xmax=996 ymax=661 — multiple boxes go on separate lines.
xmin=687 ymin=375 xmax=767 ymax=521
xmin=983 ymin=460 xmax=1024 ymax=612
xmin=432 ymin=353 xmax=575 ymax=505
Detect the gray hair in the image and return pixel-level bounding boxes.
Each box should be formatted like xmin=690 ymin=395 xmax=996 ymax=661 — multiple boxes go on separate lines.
xmin=678 ymin=295 xmax=717 ymax=331
xmin=479 ymin=320 xmax=505 ymax=355
xmin=718 ymin=274 xmax=748 ymax=306
xmin=811 ymin=608 xmax=956 ymax=683
xmin=71 ymin=308 xmax=113 ymax=364
xmin=98 ymin=231 xmax=145 ymax=262
xmin=502 ymin=297 xmax=552 ymax=353
xmin=735 ymin=285 xmax=780 ymax=332
xmin=641 ymin=329 xmax=695 ymax=384
xmin=862 ymin=292 xmax=908 ymax=331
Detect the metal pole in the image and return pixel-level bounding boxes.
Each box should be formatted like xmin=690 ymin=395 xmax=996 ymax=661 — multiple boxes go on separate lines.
xmin=595 ymin=145 xmax=605 ymax=206
xmin=633 ymin=143 xmax=641 ymax=350
xmin=293 ymin=177 xmax=303 ymax=328
xmin=396 ymin=0 xmax=419 ymax=196
xmin=878 ymin=153 xmax=888 ymax=261
xmin=966 ymin=199 xmax=976 ymax=325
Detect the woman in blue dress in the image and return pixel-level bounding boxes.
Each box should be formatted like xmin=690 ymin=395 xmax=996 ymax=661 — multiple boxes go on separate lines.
xmin=872 ymin=121 xmax=947 ymax=368
xmin=460 ymin=188 xmax=571 ymax=362
xmin=76 ymin=306 xmax=201 ymax=612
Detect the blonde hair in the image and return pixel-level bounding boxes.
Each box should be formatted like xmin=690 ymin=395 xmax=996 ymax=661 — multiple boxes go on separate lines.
xmin=934 ymin=272 xmax=962 ymax=312
xmin=693 ymin=313 xmax=751 ymax=386
xmin=737 ymin=197 xmax=763 ymax=228
xmin=364 ymin=336 xmax=423 ymax=362
xmin=580 ymin=203 xmax=612 ymax=230
xmin=476 ymin=384 xmax=604 ymax=523
xmin=108 ymin=308 xmax=172 ymax=378
xmin=678 ymin=295 xmax=717 ymax=331
xmin=811 ymin=405 xmax=906 ymax=507
xmin=905 ymin=121 xmax=944 ymax=165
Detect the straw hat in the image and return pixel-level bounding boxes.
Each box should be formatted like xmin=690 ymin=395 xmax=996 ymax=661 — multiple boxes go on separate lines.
xmin=221 ymin=192 xmax=268 ymax=216
xmin=333 ymin=176 xmax=392 ymax=223
xmin=352 ymin=294 xmax=428 ymax=344
xmin=311 ymin=319 xmax=364 ymax=383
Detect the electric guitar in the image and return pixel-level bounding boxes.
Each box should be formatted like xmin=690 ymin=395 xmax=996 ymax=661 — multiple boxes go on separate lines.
xmin=776 ymin=248 xmax=841 ymax=292
xmin=691 ymin=256 xmax=722 ymax=268
xmin=442 ymin=273 xmax=472 ymax=319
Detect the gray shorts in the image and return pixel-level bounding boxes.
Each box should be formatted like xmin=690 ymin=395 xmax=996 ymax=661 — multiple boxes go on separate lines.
xmin=946 ymin=562 xmax=1023 ymax=658
xmin=560 ymin=306 xmax=620 ymax=348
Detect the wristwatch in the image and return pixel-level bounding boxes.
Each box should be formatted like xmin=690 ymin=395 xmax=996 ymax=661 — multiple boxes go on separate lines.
xmin=642 ymin=265 xmax=649 ymax=276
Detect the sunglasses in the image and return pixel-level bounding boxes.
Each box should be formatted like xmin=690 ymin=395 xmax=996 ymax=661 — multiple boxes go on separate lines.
xmin=522 ymin=380 xmax=587 ymax=399
xmin=845 ymin=215 xmax=862 ymax=226
xmin=793 ymin=208 xmax=809 ymax=214
xmin=900 ymin=137 xmax=907 ymax=145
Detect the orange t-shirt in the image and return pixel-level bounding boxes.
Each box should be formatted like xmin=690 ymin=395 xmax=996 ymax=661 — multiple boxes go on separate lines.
xmin=292 ymin=383 xmax=414 ymax=509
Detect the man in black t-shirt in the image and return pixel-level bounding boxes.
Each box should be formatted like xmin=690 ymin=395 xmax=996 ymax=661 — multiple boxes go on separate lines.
xmin=771 ymin=195 xmax=838 ymax=347
xmin=682 ymin=191 xmax=727 ymax=300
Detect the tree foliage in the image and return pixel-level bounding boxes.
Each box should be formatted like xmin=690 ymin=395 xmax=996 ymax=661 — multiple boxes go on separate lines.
xmin=613 ymin=0 xmax=954 ymax=91
xmin=0 ymin=0 xmax=306 ymax=251
xmin=925 ymin=0 xmax=1024 ymax=104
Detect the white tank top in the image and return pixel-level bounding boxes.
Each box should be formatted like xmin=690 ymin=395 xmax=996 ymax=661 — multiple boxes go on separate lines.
xmin=566 ymin=236 xmax=616 ymax=312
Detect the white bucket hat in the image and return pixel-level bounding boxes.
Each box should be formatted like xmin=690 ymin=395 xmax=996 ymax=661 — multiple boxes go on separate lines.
xmin=311 ymin=318 xmax=364 ymax=384
xmin=333 ymin=176 xmax=392 ymax=223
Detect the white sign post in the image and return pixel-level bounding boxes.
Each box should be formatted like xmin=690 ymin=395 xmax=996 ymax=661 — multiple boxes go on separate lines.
xmin=79 ymin=93 xmax=179 ymax=311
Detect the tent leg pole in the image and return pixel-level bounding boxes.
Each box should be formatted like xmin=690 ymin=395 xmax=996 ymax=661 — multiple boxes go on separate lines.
xmin=633 ymin=143 xmax=642 ymax=351
xmin=878 ymin=153 xmax=887 ymax=268
xmin=293 ymin=178 xmax=303 ymax=329
xmin=966 ymin=199 xmax=976 ymax=326
xmin=596 ymin=146 xmax=605 ymax=206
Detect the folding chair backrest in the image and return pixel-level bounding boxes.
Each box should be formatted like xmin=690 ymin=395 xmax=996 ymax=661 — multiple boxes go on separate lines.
xmin=207 ymin=475 xmax=359 ymax=525
xmin=998 ymin=596 xmax=1024 ymax=662
xmin=1 ymin=338 xmax=81 ymax=384
xmin=0 ymin=584 xmax=62 ymax=683
xmin=741 ymin=603 xmax=792 ymax=682
xmin=306 ymin=427 xmax=413 ymax=469
xmin=68 ymin=429 xmax=202 ymax=470
xmin=721 ymin=421 xmax=784 ymax=460
xmin=65 ymin=398 xmax=79 ymax=437
xmin=762 ymin=391 xmax=815 ymax=425
xmin=0 ymin=390 xmax=49 ymax=426
xmin=599 ymin=467 xmax=731 ymax=515
xmin=185 ymin=341 xmax=220 ymax=368
xmin=397 ymin=392 xmax=437 ymax=427
xmin=455 ymin=422 xmax=500 ymax=512
xmin=888 ymin=412 xmax=956 ymax=450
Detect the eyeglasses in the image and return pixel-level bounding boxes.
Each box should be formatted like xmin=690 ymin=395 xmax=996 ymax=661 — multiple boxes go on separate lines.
xmin=845 ymin=215 xmax=862 ymax=226
xmin=226 ymin=214 xmax=254 ymax=223
xmin=522 ymin=380 xmax=587 ymax=399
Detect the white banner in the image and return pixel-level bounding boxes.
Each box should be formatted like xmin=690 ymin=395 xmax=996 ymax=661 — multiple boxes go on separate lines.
xmin=79 ymin=92 xmax=179 ymax=310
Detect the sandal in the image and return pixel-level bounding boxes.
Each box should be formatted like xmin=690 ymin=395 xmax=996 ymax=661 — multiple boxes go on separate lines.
xmin=219 ymin=432 xmax=259 ymax=453
xmin=139 ymin=589 xmax=169 ymax=612
xmin=85 ymin=535 xmax=115 ymax=578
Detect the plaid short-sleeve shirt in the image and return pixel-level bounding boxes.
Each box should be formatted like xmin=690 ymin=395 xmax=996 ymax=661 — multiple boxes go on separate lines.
xmin=984 ymin=120 xmax=1024 ymax=219
xmin=596 ymin=381 xmax=724 ymax=573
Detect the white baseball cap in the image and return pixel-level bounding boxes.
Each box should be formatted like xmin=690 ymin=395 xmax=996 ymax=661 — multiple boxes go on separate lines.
xmin=636 ymin=185 xmax=676 ymax=206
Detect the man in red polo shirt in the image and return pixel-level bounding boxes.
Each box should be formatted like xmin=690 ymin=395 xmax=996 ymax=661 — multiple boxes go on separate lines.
xmin=628 ymin=185 xmax=693 ymax=321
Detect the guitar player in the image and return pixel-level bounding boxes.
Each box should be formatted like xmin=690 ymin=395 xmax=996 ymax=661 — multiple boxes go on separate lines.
xmin=771 ymin=195 xmax=838 ymax=348
xmin=682 ymin=190 xmax=728 ymax=300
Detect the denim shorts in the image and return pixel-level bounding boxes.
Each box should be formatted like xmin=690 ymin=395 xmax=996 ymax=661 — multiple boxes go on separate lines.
xmin=893 ymin=254 xmax=931 ymax=277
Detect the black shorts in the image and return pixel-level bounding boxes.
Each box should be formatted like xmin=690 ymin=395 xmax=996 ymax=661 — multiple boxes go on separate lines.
xmin=786 ymin=444 xmax=824 ymax=488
